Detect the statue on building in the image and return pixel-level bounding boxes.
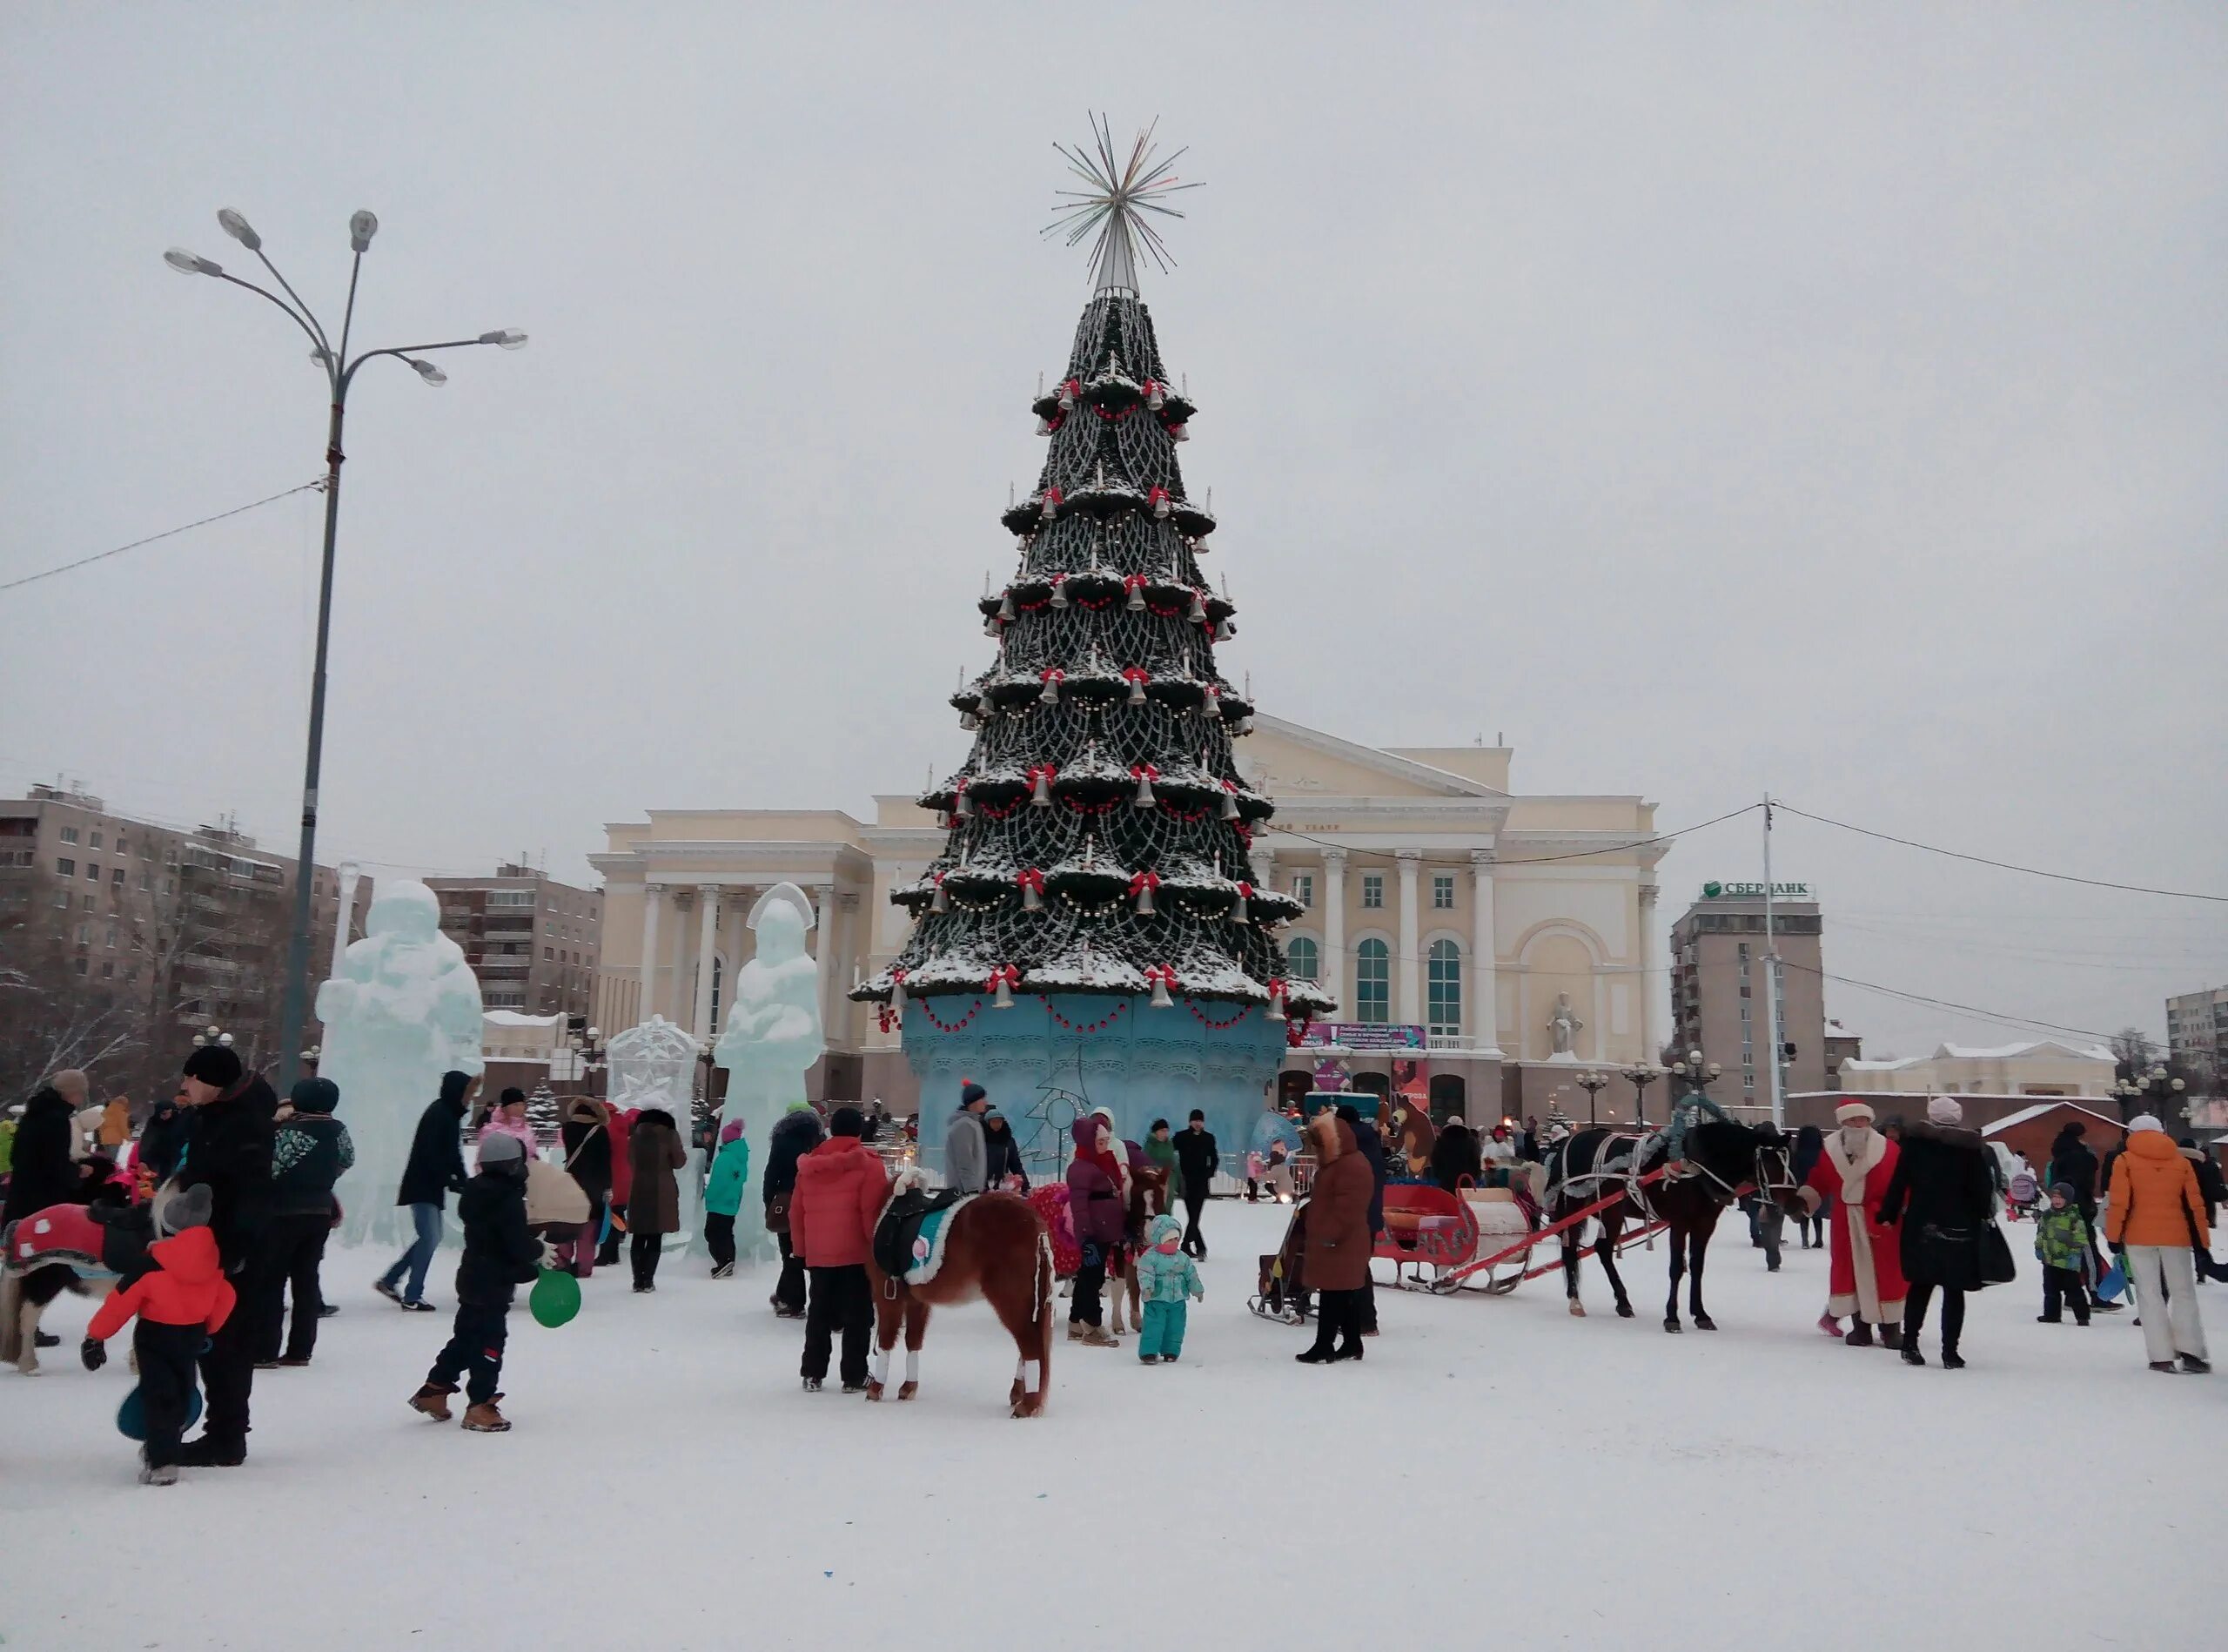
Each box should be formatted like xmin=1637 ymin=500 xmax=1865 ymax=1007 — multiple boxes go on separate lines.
xmin=316 ymin=880 xmax=485 ymax=1247
xmin=713 ymin=884 xmax=825 ymax=1253
xmin=1547 ymin=991 xmax=1584 ymax=1059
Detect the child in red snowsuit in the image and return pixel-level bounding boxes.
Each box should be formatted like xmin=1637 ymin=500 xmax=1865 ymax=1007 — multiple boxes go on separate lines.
xmin=84 ymin=1186 xmax=236 ymax=1485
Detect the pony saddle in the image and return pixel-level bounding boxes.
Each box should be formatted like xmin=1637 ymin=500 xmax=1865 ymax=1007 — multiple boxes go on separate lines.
xmin=873 ymin=1187 xmax=968 ymax=1285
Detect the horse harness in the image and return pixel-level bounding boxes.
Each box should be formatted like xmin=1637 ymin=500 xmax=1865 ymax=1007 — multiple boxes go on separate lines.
xmin=1551 ymin=1129 xmax=1785 ymax=1222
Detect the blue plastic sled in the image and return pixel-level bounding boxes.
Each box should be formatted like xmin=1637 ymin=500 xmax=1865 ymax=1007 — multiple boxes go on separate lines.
xmin=117 ymin=1382 xmax=203 ymax=1441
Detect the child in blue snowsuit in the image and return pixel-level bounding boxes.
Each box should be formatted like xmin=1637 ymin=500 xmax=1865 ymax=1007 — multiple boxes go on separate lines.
xmin=1133 ymin=1212 xmax=1203 ymax=1364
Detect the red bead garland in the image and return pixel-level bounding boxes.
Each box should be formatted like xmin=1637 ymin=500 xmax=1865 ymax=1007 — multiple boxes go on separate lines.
xmin=1184 ymin=997 xmax=1254 ymax=1031
xmin=917 ymin=997 xmax=986 ymax=1033
xmin=1037 ymin=996 xmax=1129 ymax=1034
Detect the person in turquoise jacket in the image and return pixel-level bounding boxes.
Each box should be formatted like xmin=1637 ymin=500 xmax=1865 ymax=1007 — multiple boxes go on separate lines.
xmin=1133 ymin=1212 xmax=1203 ymax=1364
xmin=704 ymin=1120 xmax=751 ymax=1279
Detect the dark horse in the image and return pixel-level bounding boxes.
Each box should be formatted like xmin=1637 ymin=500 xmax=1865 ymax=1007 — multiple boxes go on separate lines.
xmin=1547 ymin=1119 xmax=1802 ymax=1332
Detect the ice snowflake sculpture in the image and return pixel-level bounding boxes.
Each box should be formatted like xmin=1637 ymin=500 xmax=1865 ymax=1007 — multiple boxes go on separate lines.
xmin=712 ymin=884 xmax=824 ymax=1253
xmin=315 ymin=880 xmax=485 ymax=1247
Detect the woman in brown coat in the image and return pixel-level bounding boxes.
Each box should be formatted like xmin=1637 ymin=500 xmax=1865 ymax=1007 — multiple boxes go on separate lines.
xmin=626 ymin=1108 xmax=687 ymax=1293
xmin=1299 ymin=1111 xmax=1373 ymax=1363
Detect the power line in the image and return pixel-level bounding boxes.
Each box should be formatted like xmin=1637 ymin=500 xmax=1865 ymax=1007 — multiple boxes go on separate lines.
xmin=1777 ymin=957 xmax=2120 ymax=1043
xmin=1777 ymin=802 xmax=2227 ymax=904
xmin=1267 ymin=802 xmax=1761 ymax=870
xmin=0 ymin=479 xmax=325 ymax=595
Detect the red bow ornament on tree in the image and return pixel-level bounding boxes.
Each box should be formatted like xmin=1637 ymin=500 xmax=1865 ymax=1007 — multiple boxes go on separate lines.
xmin=1038 ymin=667 xmax=1064 ymax=705
xmin=1130 ymin=762 xmax=1159 ymax=808
xmin=1144 ymin=964 xmax=1178 ymax=1009
xmin=1123 ymin=666 xmax=1151 ymax=706
xmin=1124 ymin=573 xmax=1148 ymax=612
xmin=1017 ymin=867 xmax=1045 ymax=911
xmin=1128 ymin=870 xmax=1161 ymax=915
xmin=1027 ymin=762 xmax=1057 ymax=807
xmin=986 ymin=964 xmax=1022 ymax=1010
xmin=1146 ymin=486 xmax=1172 ymax=520
xmin=1265 ymin=977 xmax=1288 ymax=1022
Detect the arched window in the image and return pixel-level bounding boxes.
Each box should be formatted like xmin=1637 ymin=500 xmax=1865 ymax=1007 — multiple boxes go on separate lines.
xmin=1355 ymin=937 xmax=1390 ymax=1024
xmin=1426 ymin=938 xmax=1461 ymax=1037
xmin=1285 ymin=936 xmax=1319 ymax=988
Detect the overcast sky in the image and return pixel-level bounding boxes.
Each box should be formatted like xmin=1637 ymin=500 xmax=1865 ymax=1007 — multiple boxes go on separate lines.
xmin=3 ymin=4 xmax=2223 ymax=1058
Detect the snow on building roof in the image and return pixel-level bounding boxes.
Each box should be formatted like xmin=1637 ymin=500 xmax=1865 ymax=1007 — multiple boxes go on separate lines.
xmin=1982 ymin=1100 xmax=2124 ymax=1136
xmin=483 ymin=1010 xmax=563 ymax=1027
xmin=1934 ymin=1039 xmax=2114 ymax=1064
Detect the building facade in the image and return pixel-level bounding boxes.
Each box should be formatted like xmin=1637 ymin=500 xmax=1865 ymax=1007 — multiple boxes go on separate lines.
xmin=2166 ymin=986 xmax=2227 ymax=1094
xmin=425 ymin=864 xmax=602 ymax=1015
xmin=1838 ymin=1038 xmax=2119 ymax=1101
xmin=1668 ymin=883 xmax=1828 ymax=1111
xmin=592 ymin=717 xmax=1669 ymax=1120
xmin=0 ymin=782 xmax=368 ymax=1087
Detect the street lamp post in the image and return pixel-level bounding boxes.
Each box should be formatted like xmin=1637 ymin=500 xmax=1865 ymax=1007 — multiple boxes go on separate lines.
xmin=164 ymin=209 xmax=524 ymax=1077
xmin=2113 ymin=1064 xmax=2186 ymax=1128
xmin=1667 ymin=1047 xmax=1723 ymax=1110
xmin=1575 ymin=1068 xmax=1610 ymax=1127
xmin=1622 ymin=1062 xmax=1664 ymax=1127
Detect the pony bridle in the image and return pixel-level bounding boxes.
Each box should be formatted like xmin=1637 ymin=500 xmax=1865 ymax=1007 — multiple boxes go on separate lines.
xmin=1750 ymin=1143 xmax=1798 ymax=1205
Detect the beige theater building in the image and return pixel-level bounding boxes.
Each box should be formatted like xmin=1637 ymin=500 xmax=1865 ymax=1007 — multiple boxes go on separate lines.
xmin=592 ymin=715 xmax=1670 ymax=1120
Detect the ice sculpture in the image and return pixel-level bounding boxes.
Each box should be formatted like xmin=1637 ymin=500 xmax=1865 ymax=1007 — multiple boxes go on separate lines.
xmin=712 ymin=884 xmax=824 ymax=1255
xmin=316 ymin=880 xmax=485 ymax=1247
xmin=603 ymin=1014 xmax=705 ymax=1259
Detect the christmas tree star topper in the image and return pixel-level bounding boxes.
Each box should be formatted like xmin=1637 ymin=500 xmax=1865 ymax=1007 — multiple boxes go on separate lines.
xmin=1046 ymin=114 xmax=1202 ymax=293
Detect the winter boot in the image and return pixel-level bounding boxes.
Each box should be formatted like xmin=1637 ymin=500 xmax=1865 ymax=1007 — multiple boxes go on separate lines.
xmin=1900 ymin=1346 xmax=1925 ymax=1367
xmin=802 ymin=1377 xmax=824 ymax=1392
xmin=1940 ymin=1349 xmax=1965 ymax=1370
xmin=2148 ymin=1360 xmax=2178 ymax=1373
xmin=710 ymin=1261 xmax=735 ymax=1280
xmin=461 ymin=1397 xmax=511 ymax=1433
xmin=138 ymin=1451 xmax=178 ymax=1487
xmin=1082 ymin=1326 xmax=1120 ymax=1348
xmin=177 ymin=1434 xmax=245 ymax=1467
xmin=409 ymin=1381 xmax=456 ymax=1422
xmin=1067 ymin=1320 xmax=1087 ymax=1341
xmin=2180 ymin=1353 xmax=2212 ymax=1374
xmin=1879 ymin=1323 xmax=1903 ymax=1350
xmin=1844 ymin=1320 xmax=1874 ymax=1348
xmin=1815 ymin=1313 xmax=1843 ymax=1338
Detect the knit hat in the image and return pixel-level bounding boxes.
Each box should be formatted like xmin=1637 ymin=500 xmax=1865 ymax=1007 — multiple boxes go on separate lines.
xmin=719 ymin=1119 xmax=745 ymax=1145
xmin=1926 ymin=1096 xmax=1963 ymax=1126
xmin=1834 ymin=1100 xmax=1875 ymax=1125
xmin=289 ymin=1078 xmax=340 ymax=1115
xmin=830 ymin=1105 xmax=865 ymax=1138
xmin=960 ymin=1080 xmax=987 ymax=1108
xmin=500 ymin=1086 xmax=527 ymax=1108
xmin=153 ymin=1180 xmax=213 ymax=1237
xmin=182 ymin=1044 xmax=243 ymax=1089
xmin=1189 ymin=1109 xmax=1205 ymax=1122
xmin=476 ymin=1130 xmax=527 ymax=1172
xmin=2128 ymin=1113 xmax=2164 ymax=1135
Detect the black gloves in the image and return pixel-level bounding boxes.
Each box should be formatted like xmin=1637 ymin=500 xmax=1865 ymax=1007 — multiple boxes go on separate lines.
xmin=80 ymin=1337 xmax=106 ymax=1372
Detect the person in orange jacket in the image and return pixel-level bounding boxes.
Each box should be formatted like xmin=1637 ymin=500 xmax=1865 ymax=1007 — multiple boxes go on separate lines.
xmin=2104 ymin=1114 xmax=2211 ymax=1374
xmin=83 ymin=1184 xmax=237 ymax=1485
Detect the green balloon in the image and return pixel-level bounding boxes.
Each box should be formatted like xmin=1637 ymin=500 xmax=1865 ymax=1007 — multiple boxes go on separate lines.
xmin=529 ymin=1265 xmax=581 ymax=1328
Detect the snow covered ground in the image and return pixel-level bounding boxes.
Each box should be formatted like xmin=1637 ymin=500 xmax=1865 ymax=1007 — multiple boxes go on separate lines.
xmin=2 ymin=1200 xmax=2215 ymax=1650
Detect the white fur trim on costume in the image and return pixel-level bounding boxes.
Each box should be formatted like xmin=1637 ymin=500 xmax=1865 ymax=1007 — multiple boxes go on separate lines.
xmin=1834 ymin=1101 xmax=1874 ymax=1125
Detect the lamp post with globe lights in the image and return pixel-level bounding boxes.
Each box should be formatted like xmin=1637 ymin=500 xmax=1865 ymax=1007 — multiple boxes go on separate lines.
xmin=1622 ymin=1062 xmax=1664 ymax=1127
xmin=164 ymin=209 xmax=525 ymax=1078
xmin=1575 ymin=1068 xmax=1611 ymax=1127
xmin=2112 ymin=1064 xmax=2186 ymax=1129
xmin=1668 ymin=1048 xmax=1723 ymax=1105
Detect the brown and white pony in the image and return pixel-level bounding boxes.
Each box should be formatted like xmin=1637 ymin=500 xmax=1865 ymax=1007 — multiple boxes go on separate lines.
xmin=863 ymin=1180 xmax=1056 ymax=1418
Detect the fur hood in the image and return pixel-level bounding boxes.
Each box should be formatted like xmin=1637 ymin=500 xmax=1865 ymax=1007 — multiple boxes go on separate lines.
xmin=1308 ymin=1112 xmax=1355 ymax=1161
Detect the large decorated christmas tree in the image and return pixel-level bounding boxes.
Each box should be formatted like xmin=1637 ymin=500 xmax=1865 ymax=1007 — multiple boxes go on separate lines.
xmin=855 ymin=122 xmax=1334 ymax=1172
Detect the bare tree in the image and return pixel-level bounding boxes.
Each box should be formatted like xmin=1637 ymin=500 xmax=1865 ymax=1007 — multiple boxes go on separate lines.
xmin=2109 ymin=1026 xmax=2160 ymax=1077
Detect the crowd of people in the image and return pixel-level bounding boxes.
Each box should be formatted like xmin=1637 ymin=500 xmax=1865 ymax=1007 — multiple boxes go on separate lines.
xmin=3 ymin=1047 xmax=2222 ymax=1486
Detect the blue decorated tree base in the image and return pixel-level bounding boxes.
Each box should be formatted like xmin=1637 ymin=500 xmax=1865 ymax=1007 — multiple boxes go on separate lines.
xmin=904 ymin=993 xmax=1285 ymax=1184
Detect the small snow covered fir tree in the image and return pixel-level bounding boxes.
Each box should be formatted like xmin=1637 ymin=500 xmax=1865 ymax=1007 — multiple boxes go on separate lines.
xmin=856 ymin=122 xmax=1334 ymax=1028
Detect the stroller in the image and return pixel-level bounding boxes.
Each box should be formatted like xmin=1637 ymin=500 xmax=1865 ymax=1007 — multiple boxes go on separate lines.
xmin=1247 ymin=1199 xmax=1312 ymax=1325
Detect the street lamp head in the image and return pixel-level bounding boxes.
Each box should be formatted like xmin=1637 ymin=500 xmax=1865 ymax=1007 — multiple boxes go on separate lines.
xmin=164 ymin=247 xmax=221 ymax=276
xmin=480 ymin=329 xmax=528 ymax=350
xmin=310 ymin=346 xmax=333 ymax=370
xmin=407 ymin=358 xmax=448 ymax=386
xmin=350 ymin=210 xmax=379 ymax=252
xmin=216 ymin=208 xmax=261 ymax=251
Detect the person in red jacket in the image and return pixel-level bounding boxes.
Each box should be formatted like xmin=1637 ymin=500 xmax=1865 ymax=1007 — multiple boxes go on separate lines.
xmin=84 ymin=1184 xmax=236 ymax=1485
xmin=785 ymin=1106 xmax=889 ymax=1393
xmin=597 ymin=1105 xmax=636 ymax=1269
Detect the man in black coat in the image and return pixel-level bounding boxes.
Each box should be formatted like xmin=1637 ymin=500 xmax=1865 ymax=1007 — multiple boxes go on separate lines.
xmin=1429 ymin=1117 xmax=1482 ymax=1193
xmin=252 ymin=1078 xmax=353 ymax=1366
xmin=377 ymin=1071 xmax=476 ymax=1311
xmin=1172 ymin=1110 xmax=1220 ymax=1260
xmin=1 ymin=1084 xmax=78 ymax=1227
xmin=762 ymin=1105 xmax=824 ymax=1318
xmin=136 ymin=1098 xmax=191 ymax=1183
xmin=168 ymin=1044 xmax=277 ymax=1465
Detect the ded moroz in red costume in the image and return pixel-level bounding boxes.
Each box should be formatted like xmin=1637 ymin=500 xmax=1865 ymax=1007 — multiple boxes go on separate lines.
xmin=1802 ymin=1101 xmax=1907 ymax=1328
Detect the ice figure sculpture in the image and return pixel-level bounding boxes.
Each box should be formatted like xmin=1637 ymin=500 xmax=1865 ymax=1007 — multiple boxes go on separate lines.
xmin=712 ymin=884 xmax=824 ymax=1256
xmin=316 ymin=880 xmax=485 ymax=1247
xmin=603 ymin=1014 xmax=705 ymax=1259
